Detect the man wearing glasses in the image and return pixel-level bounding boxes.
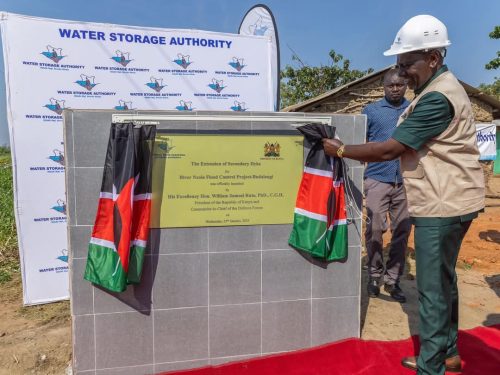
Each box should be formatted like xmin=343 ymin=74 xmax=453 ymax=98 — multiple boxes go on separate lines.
xmin=362 ymin=69 xmax=410 ymax=304
xmin=323 ymin=15 xmax=484 ymax=375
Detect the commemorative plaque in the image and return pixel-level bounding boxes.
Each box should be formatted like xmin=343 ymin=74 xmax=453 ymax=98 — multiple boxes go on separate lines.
xmin=151 ymin=134 xmax=303 ymax=227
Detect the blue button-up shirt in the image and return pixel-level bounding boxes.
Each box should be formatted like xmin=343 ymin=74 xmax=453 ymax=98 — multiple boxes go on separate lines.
xmin=362 ymin=97 xmax=409 ymax=184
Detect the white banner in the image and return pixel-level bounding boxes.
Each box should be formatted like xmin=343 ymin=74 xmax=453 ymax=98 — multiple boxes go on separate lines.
xmin=476 ymin=123 xmax=497 ymax=161
xmin=0 ymin=12 xmax=273 ymax=305
xmin=239 ymin=4 xmax=280 ymax=111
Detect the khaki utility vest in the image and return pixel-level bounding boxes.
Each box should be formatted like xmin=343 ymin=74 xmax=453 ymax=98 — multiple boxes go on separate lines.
xmin=397 ymin=71 xmax=485 ymax=217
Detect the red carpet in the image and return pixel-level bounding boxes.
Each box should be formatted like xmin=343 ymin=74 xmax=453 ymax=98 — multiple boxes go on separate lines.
xmin=160 ymin=325 xmax=500 ymax=375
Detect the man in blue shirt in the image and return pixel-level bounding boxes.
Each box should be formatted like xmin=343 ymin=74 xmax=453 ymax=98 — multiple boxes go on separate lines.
xmin=363 ymin=69 xmax=410 ymax=303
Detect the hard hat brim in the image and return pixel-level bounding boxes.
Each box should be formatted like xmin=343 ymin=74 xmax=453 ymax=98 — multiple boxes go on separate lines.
xmin=383 ymin=48 xmax=399 ymax=56
xmin=383 ymin=42 xmax=451 ymax=57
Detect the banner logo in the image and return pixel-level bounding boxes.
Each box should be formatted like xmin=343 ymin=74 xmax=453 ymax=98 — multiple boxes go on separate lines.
xmin=229 ymin=57 xmax=245 ymax=72
xmin=52 ymin=199 xmax=67 ymax=215
xmin=41 ymin=45 xmax=66 ymax=63
xmin=146 ymin=76 xmax=166 ymax=92
xmin=75 ymin=74 xmax=98 ymax=91
xmin=39 ymin=249 xmax=69 ymax=273
xmin=208 ymin=78 xmax=225 ymax=93
xmin=176 ymin=100 xmax=193 ymax=111
xmin=231 ymin=100 xmax=247 ymax=112
xmin=33 ymin=199 xmax=67 ymax=223
xmin=157 ymin=138 xmax=174 ymax=154
xmin=173 ymin=53 xmax=192 ymax=69
xmin=57 ymin=249 xmax=69 ymax=263
xmin=44 ymin=98 xmax=67 ymax=115
xmin=264 ymin=142 xmax=280 ymax=157
xmin=216 ymin=57 xmax=259 ymax=78
xmin=114 ymin=100 xmax=135 ymax=110
xmin=131 ymin=78 xmax=181 ymax=98
xmin=159 ymin=53 xmax=206 ymax=76
xmin=111 ymin=50 xmax=133 ymax=67
xmin=195 ymin=78 xmax=239 ymax=100
xmin=29 ymin=145 xmax=65 ymax=173
xmin=155 ymin=137 xmax=185 ymax=159
xmin=249 ymin=16 xmax=269 ymax=36
xmin=49 ymin=149 xmax=65 ymax=165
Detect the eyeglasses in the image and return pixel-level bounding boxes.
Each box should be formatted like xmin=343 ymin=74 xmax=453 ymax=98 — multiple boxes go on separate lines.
xmin=395 ymin=52 xmax=431 ymax=70
xmin=395 ymin=59 xmax=423 ymax=70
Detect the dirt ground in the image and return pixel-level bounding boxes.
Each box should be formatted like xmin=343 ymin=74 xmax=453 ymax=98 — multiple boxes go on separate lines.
xmin=0 ymin=202 xmax=499 ymax=374
xmin=361 ymin=204 xmax=500 ymax=341
xmin=0 ymin=278 xmax=71 ymax=375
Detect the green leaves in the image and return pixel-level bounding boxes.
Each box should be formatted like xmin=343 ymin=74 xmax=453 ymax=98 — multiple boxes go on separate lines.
xmin=0 ymin=148 xmax=18 ymax=284
xmin=480 ymin=26 xmax=500 ymax=100
xmin=280 ymin=49 xmax=372 ymax=108
xmin=488 ymin=26 xmax=500 ymax=40
xmin=485 ymin=26 xmax=500 ymax=71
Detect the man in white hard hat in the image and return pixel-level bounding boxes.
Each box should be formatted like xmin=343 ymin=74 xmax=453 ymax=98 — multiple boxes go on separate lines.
xmin=322 ymin=15 xmax=484 ymax=375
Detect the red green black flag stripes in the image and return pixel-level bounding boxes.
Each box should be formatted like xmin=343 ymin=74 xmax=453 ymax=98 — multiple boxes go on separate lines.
xmin=289 ymin=124 xmax=348 ymax=261
xmin=84 ymin=123 xmax=156 ymax=292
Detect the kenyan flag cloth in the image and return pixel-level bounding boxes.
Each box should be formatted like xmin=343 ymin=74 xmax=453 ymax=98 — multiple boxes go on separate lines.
xmin=289 ymin=123 xmax=348 ymax=261
xmin=84 ymin=123 xmax=156 ymax=292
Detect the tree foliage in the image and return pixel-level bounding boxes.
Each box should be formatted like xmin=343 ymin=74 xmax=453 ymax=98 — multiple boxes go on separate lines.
xmin=280 ymin=50 xmax=373 ymax=109
xmin=480 ymin=26 xmax=500 ymax=100
xmin=485 ymin=26 xmax=500 ymax=70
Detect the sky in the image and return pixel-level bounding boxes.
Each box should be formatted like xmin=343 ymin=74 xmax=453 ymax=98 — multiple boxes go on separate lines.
xmin=0 ymin=0 xmax=498 ymax=145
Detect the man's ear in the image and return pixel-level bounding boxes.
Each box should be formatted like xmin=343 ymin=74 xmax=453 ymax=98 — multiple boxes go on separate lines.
xmin=428 ymin=50 xmax=440 ymax=69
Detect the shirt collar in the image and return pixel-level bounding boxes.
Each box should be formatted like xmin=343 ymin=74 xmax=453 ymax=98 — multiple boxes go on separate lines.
xmin=380 ymin=96 xmax=409 ymax=109
xmin=414 ymin=65 xmax=449 ymax=95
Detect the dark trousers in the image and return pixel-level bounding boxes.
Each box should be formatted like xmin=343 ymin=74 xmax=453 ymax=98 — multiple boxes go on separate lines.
xmin=364 ymin=178 xmax=410 ymax=284
xmin=414 ymin=220 xmax=472 ymax=375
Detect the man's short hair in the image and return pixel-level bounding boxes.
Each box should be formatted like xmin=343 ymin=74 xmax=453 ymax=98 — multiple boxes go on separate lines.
xmin=384 ymin=68 xmax=401 ymax=82
xmin=421 ymin=48 xmax=447 ymax=58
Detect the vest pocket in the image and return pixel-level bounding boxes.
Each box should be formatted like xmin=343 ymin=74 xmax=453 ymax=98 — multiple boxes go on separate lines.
xmin=402 ymin=164 xmax=425 ymax=179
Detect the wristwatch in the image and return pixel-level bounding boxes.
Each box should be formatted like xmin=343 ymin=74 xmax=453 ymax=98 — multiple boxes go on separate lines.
xmin=337 ymin=144 xmax=345 ymax=158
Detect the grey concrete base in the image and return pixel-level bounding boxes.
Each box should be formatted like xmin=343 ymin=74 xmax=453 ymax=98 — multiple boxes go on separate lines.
xmin=65 ymin=110 xmax=365 ymax=375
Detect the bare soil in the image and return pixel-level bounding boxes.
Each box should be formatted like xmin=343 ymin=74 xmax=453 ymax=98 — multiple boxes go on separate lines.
xmin=0 ymin=203 xmax=498 ymax=374
xmin=361 ymin=204 xmax=500 ymax=341
xmin=0 ymin=277 xmax=71 ymax=374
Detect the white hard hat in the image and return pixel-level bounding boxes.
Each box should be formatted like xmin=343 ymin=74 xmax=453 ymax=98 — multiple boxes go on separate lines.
xmin=384 ymin=15 xmax=451 ymax=56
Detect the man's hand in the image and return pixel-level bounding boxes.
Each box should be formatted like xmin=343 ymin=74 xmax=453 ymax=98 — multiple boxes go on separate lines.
xmin=322 ymin=138 xmax=407 ymax=162
xmin=322 ymin=138 xmax=343 ymax=157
